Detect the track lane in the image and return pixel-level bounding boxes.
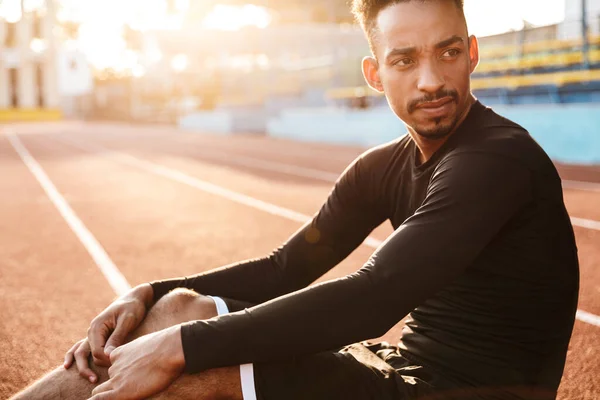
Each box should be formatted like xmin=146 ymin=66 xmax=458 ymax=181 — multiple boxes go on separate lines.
xmin=19 ymin=130 xmax=400 ymax=329
xmin=7 ymin=133 xmax=131 ymax=296
xmin=0 ymin=136 xmax=118 ymax=398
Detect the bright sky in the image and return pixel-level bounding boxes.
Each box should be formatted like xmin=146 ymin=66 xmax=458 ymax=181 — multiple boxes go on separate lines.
xmin=464 ymin=0 xmax=566 ymax=37
xmin=0 ymin=0 xmax=567 ymax=70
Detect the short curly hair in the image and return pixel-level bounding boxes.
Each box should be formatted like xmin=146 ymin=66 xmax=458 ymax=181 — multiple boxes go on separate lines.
xmin=352 ymin=0 xmax=466 ymax=51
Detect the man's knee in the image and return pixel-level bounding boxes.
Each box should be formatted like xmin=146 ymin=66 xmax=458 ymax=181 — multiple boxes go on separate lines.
xmin=151 ymin=288 xmax=219 ymax=322
xmin=132 ymin=289 xmax=218 ymax=338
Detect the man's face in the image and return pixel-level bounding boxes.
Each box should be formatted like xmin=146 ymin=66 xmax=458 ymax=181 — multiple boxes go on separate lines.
xmin=365 ymin=0 xmax=479 ymax=140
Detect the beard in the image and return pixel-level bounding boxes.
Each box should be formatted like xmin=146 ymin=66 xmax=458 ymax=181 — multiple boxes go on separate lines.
xmin=413 ymin=114 xmax=460 ymax=140
xmin=407 ymin=89 xmax=460 ymax=140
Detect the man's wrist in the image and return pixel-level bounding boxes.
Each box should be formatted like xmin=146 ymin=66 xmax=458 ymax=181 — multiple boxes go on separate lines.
xmin=133 ymin=283 xmax=155 ymax=308
xmin=168 ymin=325 xmax=186 ymax=372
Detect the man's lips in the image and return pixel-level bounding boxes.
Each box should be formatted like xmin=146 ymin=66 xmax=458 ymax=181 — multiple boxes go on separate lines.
xmin=416 ymin=97 xmax=455 ymax=109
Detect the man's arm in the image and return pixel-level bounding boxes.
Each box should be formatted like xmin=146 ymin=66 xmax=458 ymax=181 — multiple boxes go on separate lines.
xmin=178 ymin=152 xmax=533 ymax=373
xmin=149 ymin=155 xmax=387 ymax=305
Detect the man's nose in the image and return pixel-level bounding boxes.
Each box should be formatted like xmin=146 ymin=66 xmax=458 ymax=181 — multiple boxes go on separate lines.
xmin=417 ymin=61 xmax=445 ymax=94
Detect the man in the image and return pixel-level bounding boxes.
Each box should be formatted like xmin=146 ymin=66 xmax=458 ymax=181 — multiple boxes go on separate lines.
xmin=12 ymin=0 xmax=579 ymax=399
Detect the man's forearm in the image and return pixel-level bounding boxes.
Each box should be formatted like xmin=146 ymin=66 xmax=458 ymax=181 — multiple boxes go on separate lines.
xmin=147 ymin=256 xmax=288 ymax=305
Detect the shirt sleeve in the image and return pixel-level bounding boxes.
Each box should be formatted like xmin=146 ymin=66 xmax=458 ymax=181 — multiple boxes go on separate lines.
xmin=179 ymin=152 xmax=533 ymax=373
xmin=149 ymin=155 xmax=386 ymax=305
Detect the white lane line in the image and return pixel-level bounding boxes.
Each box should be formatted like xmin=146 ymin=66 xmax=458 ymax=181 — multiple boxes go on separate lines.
xmin=6 ymin=132 xmax=131 ymax=296
xmin=52 ymin=135 xmax=600 ymax=328
xmin=570 ymin=217 xmax=600 ymax=231
xmin=183 ymin=148 xmax=341 ymax=182
xmin=59 ymin=134 xmax=600 ymax=233
xmin=52 ymin=135 xmax=386 ymax=248
xmin=563 ymin=180 xmax=600 ymax=193
xmin=189 ymin=152 xmax=600 ymax=232
xmin=576 ymin=310 xmax=600 ymax=327
xmin=195 ymin=150 xmax=600 ymax=204
xmin=82 ymin=131 xmax=350 ymax=179
xmin=69 ymin=129 xmax=600 ymax=194
xmin=148 ymin=131 xmax=600 ymax=194
xmin=81 ymin=127 xmax=360 ymax=164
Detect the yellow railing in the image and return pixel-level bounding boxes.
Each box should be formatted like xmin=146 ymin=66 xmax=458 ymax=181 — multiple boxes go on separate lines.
xmin=0 ymin=108 xmax=62 ymax=121
xmin=471 ymin=69 xmax=600 ymax=90
xmin=478 ymin=35 xmax=600 ymax=59
xmin=476 ymin=49 xmax=600 ymax=73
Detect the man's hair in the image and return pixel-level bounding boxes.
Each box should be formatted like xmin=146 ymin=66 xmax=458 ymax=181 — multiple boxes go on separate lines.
xmin=352 ymin=0 xmax=466 ymax=52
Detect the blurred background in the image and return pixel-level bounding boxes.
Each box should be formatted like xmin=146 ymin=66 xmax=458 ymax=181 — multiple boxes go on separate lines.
xmin=0 ymin=0 xmax=598 ymax=163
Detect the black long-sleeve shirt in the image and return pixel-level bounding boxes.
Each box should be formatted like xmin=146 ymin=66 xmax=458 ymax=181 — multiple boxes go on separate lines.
xmin=150 ymin=101 xmax=579 ymax=397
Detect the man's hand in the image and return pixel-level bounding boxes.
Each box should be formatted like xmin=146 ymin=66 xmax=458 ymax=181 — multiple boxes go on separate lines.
xmin=64 ymin=284 xmax=154 ymax=382
xmin=88 ymin=325 xmax=186 ymax=400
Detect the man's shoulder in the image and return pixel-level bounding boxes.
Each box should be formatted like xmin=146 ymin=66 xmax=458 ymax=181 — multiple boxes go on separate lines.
xmin=450 ymin=104 xmax=552 ymax=171
xmin=336 ymin=135 xmax=412 ymax=192
xmin=358 ymin=134 xmax=412 ymax=168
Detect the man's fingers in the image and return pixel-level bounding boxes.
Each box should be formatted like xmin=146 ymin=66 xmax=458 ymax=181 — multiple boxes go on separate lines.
xmin=104 ymin=313 xmax=136 ymax=356
xmin=74 ymin=341 xmax=97 ymax=383
xmin=64 ymin=340 xmax=83 ymax=369
xmin=88 ymin=319 xmax=112 ymax=365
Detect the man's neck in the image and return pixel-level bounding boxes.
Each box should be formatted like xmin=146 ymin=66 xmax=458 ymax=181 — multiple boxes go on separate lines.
xmin=410 ymin=95 xmax=476 ymax=165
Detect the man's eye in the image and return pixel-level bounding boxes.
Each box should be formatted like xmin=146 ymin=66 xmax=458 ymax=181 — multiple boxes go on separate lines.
xmin=394 ymin=58 xmax=414 ymax=66
xmin=442 ymin=49 xmax=460 ymax=58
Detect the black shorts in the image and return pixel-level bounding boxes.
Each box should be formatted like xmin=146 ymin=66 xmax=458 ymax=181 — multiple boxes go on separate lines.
xmin=222 ymin=298 xmax=453 ymax=400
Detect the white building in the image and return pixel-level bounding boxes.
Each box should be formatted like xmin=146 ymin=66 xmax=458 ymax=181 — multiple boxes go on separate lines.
xmin=0 ymin=0 xmax=60 ymax=120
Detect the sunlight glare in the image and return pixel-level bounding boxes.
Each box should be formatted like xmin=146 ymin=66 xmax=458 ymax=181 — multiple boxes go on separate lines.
xmin=202 ymin=4 xmax=272 ymax=31
xmin=30 ymin=38 xmax=47 ymax=53
xmin=0 ymin=0 xmax=21 ymax=22
xmin=8 ymin=0 xmax=566 ymax=73
xmin=174 ymin=0 xmax=190 ymax=12
xmin=146 ymin=42 xmax=164 ymax=64
xmin=171 ymin=54 xmax=189 ymax=72
xmin=77 ymin=20 xmax=129 ymax=70
xmin=132 ymin=64 xmax=146 ymax=77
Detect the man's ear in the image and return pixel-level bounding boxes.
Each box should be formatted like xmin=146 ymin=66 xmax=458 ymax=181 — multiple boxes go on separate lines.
xmin=362 ymin=56 xmax=384 ymax=93
xmin=468 ymin=35 xmax=480 ymax=74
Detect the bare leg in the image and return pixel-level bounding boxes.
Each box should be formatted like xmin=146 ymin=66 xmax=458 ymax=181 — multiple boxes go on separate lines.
xmin=10 ymin=289 xmax=244 ymax=400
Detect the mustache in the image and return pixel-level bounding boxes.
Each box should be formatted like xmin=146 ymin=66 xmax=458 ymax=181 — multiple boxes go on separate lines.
xmin=407 ymin=89 xmax=459 ymax=114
